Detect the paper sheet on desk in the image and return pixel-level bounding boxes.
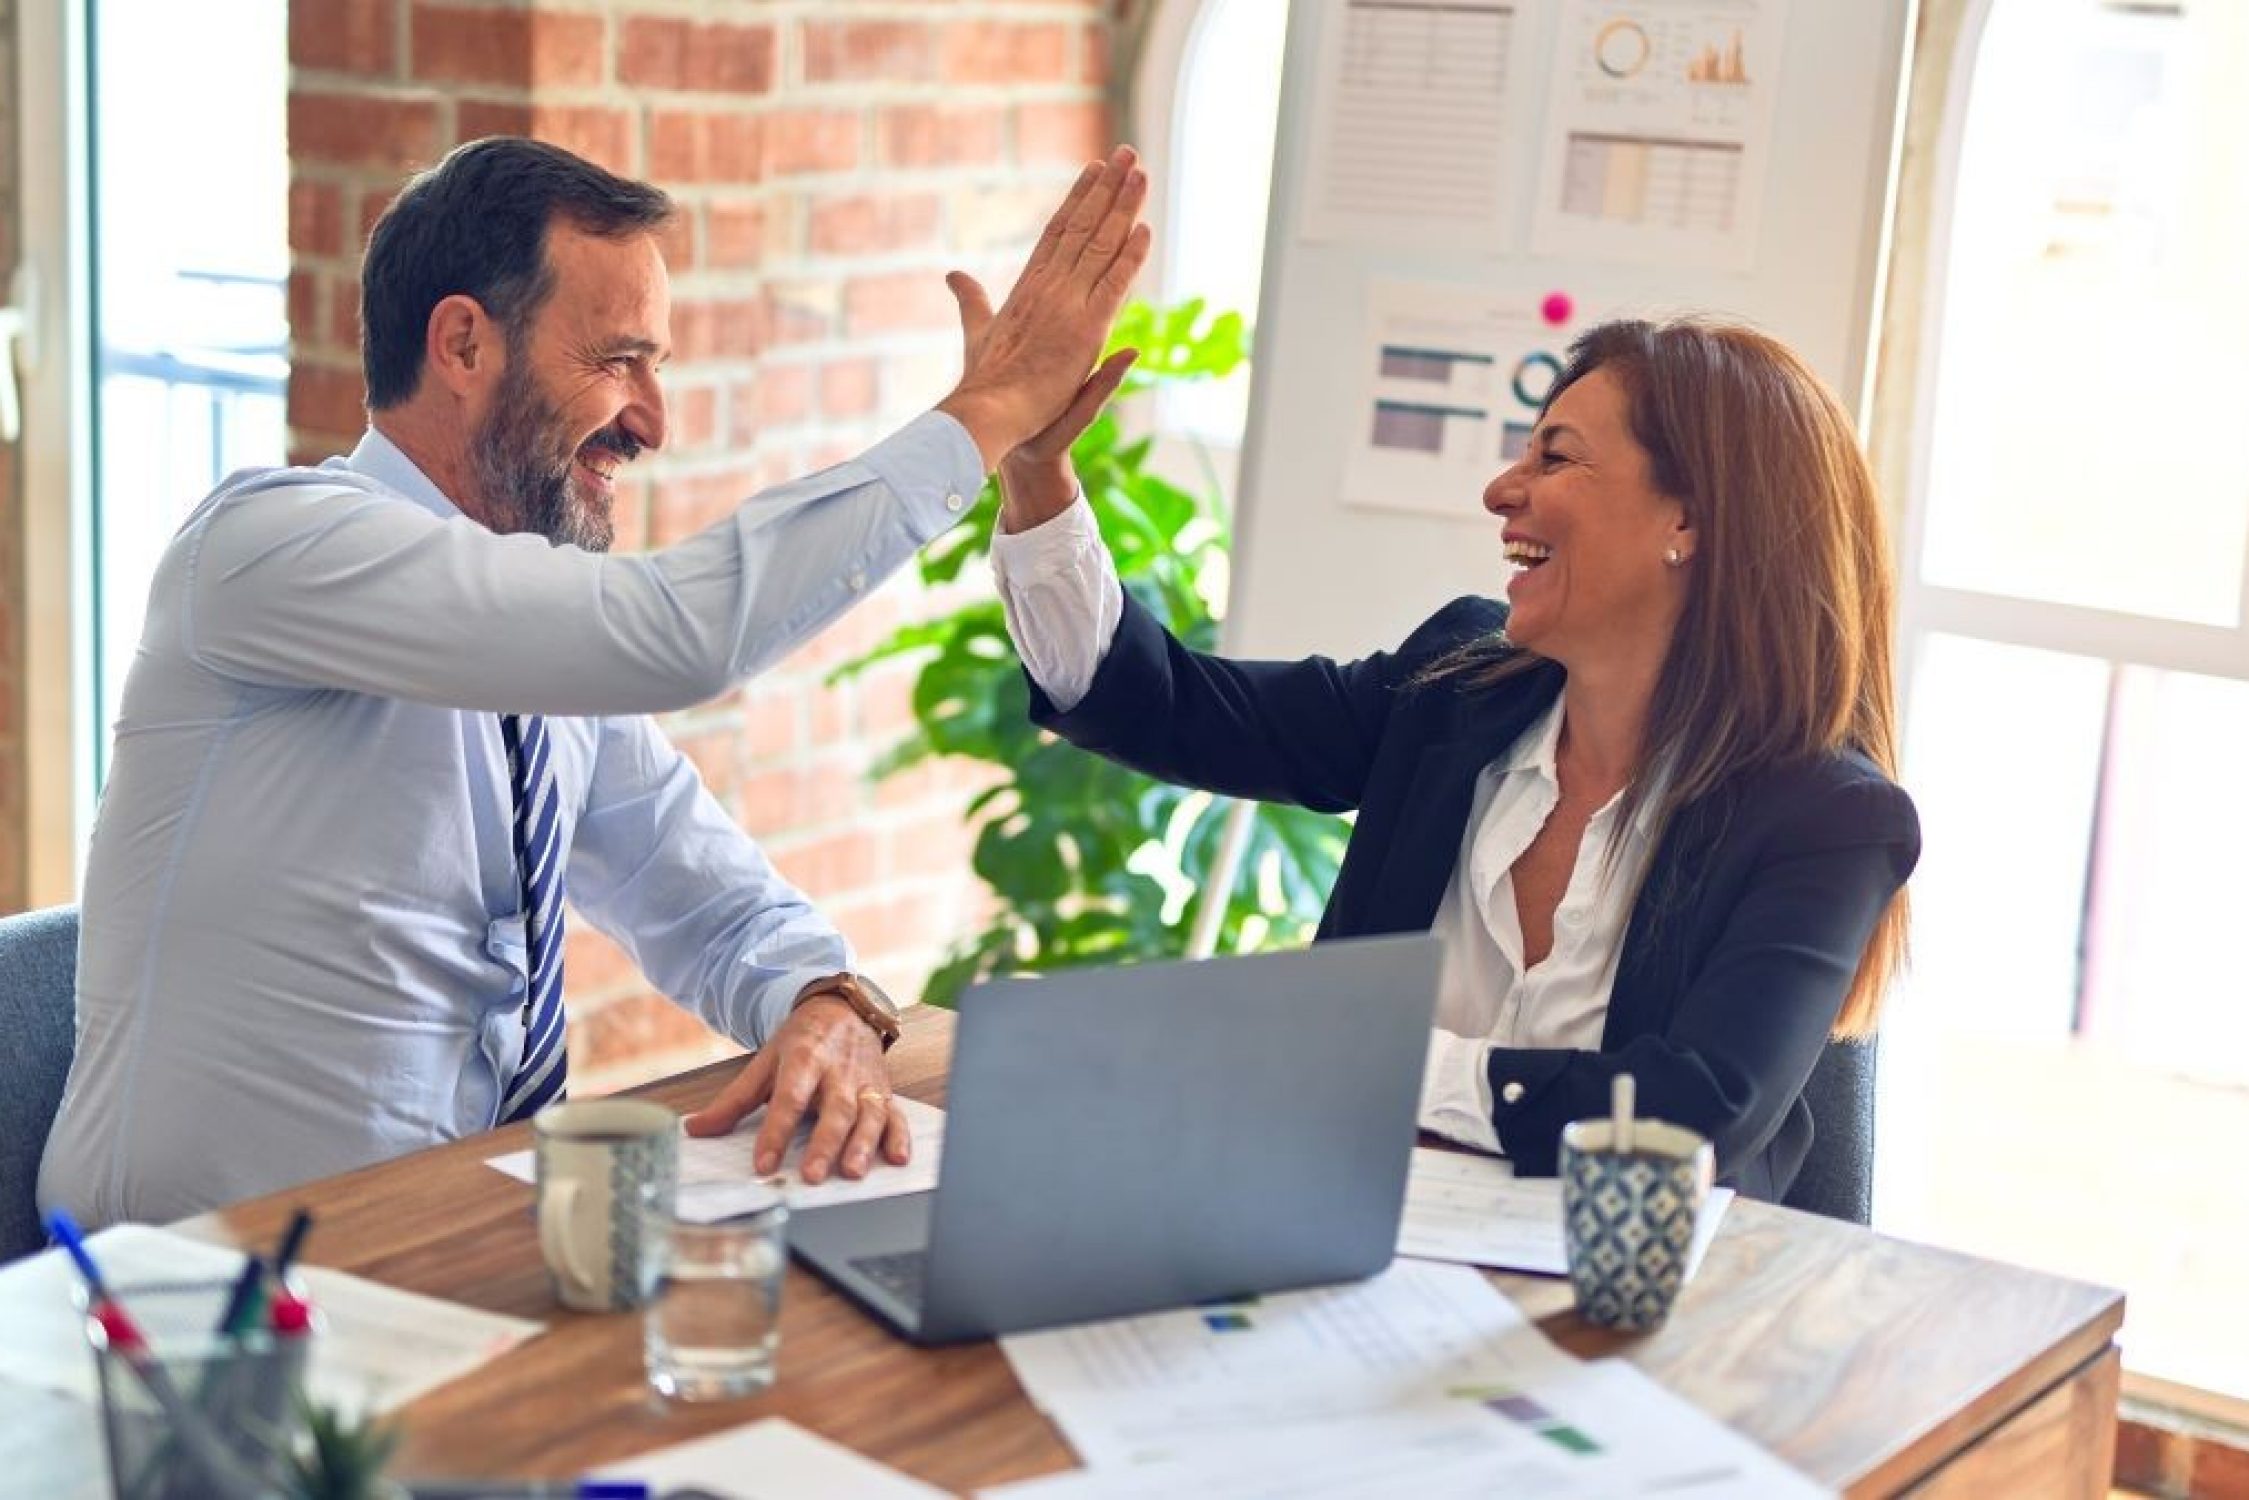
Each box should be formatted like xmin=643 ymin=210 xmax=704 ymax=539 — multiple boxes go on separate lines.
xmin=0 ymin=1223 xmax=540 ymax=1414
xmin=484 ymin=1097 xmax=946 ymax=1222
xmin=1400 ymin=1147 xmax=1733 ymax=1278
xmin=980 ymin=1359 xmax=1833 ymax=1499
xmin=998 ymin=1259 xmax=1576 ymax=1470
xmin=590 ymin=1416 xmax=948 ymax=1499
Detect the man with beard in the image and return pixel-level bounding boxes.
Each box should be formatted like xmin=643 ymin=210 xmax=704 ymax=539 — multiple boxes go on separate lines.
xmin=40 ymin=136 xmax=1149 ymax=1226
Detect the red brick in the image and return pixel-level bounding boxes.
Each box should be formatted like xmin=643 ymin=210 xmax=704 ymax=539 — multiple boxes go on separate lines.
xmin=737 ymin=761 xmax=863 ymax=834
xmin=330 ymin=280 xmax=362 ymax=347
xmin=456 ymin=101 xmax=636 ymax=173
xmin=607 ymin=477 xmax=651 ymax=553
xmin=669 ymin=296 xmax=766 ymax=364
xmin=730 ymin=682 xmax=805 ymax=761
xmin=856 ymin=660 xmax=920 ymax=741
xmin=288 ymin=181 xmax=345 ymax=258
xmin=359 ymin=187 xmax=398 ymax=246
xmin=819 ymin=358 xmax=879 ymax=419
xmin=571 ymin=993 xmax=726 ymax=1076
xmin=650 ymin=468 xmax=760 ymax=546
xmin=291 ymin=0 xmax=399 ymax=75
xmin=1016 ymin=99 xmax=1108 ymax=166
xmin=563 ymin=925 xmax=646 ymax=997
xmin=741 ymin=366 xmax=814 ymax=433
xmin=653 ymin=211 xmax=696 ymax=274
xmin=772 ymin=828 xmax=882 ymax=900
xmin=648 ymin=110 xmax=764 ymax=184
xmin=619 ymin=18 xmax=775 ymax=94
xmin=289 ymin=91 xmax=443 ymax=172
xmin=802 ymin=20 xmax=937 ymax=84
xmin=830 ymin=889 xmax=960 ymax=957
xmin=288 ymin=362 xmax=368 ymax=435
xmin=411 ymin=6 xmax=606 ymax=89
xmin=670 ymin=726 xmax=743 ymax=802
xmin=1081 ymin=20 xmax=1112 ymax=88
xmin=885 ymin=808 xmax=980 ymax=882
xmin=705 ymin=200 xmax=766 ymax=269
xmin=668 ymin=382 xmax=720 ymax=452
xmin=288 ymin=271 xmax=324 ymax=349
xmin=808 ymin=192 xmax=943 ymax=257
xmin=879 ymin=104 xmax=1007 ymax=169
xmin=941 ymin=22 xmax=1071 ymax=85
xmin=844 ymin=271 xmax=956 ymax=338
xmin=762 ymin=281 xmax=838 ymax=347
xmin=764 ymin=109 xmax=861 ymax=177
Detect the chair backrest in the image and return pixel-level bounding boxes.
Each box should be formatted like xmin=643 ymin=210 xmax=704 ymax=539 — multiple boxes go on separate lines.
xmin=0 ymin=904 xmax=79 ymax=1262
xmin=1782 ymin=1038 xmax=1878 ymax=1224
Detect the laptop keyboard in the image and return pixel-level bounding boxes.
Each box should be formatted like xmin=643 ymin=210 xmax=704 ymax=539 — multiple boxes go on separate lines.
xmin=850 ymin=1249 xmax=929 ymax=1312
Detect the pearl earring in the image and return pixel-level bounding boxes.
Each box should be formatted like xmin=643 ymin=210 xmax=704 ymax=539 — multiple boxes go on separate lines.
xmin=1664 ymin=547 xmax=1685 ymax=568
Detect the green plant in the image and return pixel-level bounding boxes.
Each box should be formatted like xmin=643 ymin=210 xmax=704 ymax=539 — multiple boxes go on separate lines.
xmin=834 ymin=299 xmax=1349 ymax=1006
xmin=283 ymin=1392 xmax=404 ymax=1500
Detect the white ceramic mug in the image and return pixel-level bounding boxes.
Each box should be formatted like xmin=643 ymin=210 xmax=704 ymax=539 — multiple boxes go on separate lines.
xmin=533 ymin=1099 xmax=678 ymax=1311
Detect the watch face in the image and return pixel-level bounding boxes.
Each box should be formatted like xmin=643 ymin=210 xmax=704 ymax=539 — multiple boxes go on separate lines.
xmin=855 ymin=975 xmax=902 ymax=1021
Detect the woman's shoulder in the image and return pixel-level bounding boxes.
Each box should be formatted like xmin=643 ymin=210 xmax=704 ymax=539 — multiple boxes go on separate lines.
xmin=1735 ymin=748 xmax=1920 ymax=847
xmin=1390 ymin=596 xmax=1510 ymax=668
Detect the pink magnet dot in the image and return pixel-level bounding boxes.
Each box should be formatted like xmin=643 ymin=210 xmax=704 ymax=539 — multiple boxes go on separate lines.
xmin=1540 ymin=292 xmax=1574 ymax=327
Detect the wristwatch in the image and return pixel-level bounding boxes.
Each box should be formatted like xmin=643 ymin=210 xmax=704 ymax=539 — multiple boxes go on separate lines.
xmin=794 ymin=972 xmax=903 ymax=1051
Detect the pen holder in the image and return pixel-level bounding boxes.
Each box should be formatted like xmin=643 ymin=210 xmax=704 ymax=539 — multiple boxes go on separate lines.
xmin=84 ymin=1279 xmax=317 ymax=1500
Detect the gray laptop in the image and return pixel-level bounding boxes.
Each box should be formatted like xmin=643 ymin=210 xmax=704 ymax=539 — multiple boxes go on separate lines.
xmin=789 ymin=932 xmax=1440 ymax=1345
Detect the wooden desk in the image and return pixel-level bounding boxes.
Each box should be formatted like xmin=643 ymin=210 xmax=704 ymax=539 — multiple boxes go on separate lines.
xmin=179 ymin=1007 xmax=2124 ymax=1496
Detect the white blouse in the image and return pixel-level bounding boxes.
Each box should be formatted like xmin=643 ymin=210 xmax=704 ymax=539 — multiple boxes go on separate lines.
xmin=990 ymin=498 xmax=1652 ymax=1156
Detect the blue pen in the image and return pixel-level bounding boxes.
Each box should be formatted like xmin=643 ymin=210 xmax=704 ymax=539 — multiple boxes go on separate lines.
xmin=271 ymin=1207 xmax=315 ymax=1280
xmin=406 ymin=1483 xmax=652 ymax=1499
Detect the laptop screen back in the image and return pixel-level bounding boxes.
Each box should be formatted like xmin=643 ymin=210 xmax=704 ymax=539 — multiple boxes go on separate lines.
xmin=914 ymin=933 xmax=1440 ymax=1342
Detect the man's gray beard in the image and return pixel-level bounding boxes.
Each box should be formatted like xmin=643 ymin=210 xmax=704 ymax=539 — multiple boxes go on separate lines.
xmin=467 ymin=359 xmax=615 ymax=552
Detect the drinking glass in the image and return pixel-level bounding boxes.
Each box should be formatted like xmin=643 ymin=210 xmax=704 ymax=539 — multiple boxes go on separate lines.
xmin=643 ymin=1192 xmax=787 ymax=1401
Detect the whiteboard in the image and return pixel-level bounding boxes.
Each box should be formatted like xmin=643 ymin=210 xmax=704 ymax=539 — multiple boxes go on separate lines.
xmin=1225 ymin=0 xmax=1915 ymax=660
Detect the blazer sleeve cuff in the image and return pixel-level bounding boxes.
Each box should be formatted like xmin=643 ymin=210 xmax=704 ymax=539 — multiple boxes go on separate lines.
xmin=1484 ymin=1047 xmax=1580 ymax=1176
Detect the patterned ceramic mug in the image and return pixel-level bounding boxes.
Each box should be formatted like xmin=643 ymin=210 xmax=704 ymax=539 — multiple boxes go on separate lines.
xmin=1559 ymin=1115 xmax=1715 ymax=1332
xmin=533 ymin=1099 xmax=678 ymax=1311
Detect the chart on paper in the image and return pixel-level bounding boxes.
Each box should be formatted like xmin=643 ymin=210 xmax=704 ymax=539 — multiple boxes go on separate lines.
xmin=1530 ymin=0 xmax=1792 ymax=269
xmin=1299 ymin=0 xmax=1526 ymax=250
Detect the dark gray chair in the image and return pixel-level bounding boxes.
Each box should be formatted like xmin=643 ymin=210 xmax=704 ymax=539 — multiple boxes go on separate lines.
xmin=1 ymin=904 xmax=79 ymax=1262
xmin=1782 ymin=1038 xmax=1878 ymax=1224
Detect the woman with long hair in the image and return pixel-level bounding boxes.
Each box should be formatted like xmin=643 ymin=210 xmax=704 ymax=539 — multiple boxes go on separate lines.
xmin=986 ymin=317 xmax=1919 ymax=1199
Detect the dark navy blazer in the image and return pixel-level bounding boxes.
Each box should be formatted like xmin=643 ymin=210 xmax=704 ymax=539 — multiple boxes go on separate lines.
xmin=1030 ymin=594 xmax=1921 ymax=1201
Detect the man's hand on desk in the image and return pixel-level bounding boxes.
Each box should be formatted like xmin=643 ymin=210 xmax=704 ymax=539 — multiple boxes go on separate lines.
xmin=682 ymin=990 xmax=910 ymax=1184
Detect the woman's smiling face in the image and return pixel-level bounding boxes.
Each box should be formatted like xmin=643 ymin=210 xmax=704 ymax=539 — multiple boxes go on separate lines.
xmin=1483 ymin=367 xmax=1696 ymax=669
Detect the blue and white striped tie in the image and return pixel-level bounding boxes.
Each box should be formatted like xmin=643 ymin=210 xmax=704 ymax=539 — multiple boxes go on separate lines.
xmin=498 ymin=713 xmax=568 ymax=1124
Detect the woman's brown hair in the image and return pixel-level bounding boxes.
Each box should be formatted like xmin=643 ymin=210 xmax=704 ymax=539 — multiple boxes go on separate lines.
xmin=1433 ymin=317 xmax=1907 ymax=1036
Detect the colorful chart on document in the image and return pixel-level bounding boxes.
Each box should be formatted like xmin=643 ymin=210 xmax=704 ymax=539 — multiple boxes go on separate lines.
xmin=1344 ymin=278 xmax=1600 ymax=523
xmin=1531 ymin=0 xmax=1792 ymax=269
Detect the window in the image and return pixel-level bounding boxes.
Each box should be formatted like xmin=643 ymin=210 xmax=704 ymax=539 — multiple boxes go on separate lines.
xmin=1134 ymin=0 xmax=1292 ymax=454
xmin=1882 ymin=0 xmax=2249 ymax=1403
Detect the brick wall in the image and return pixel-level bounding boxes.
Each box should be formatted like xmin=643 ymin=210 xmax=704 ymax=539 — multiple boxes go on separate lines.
xmin=288 ymin=1 xmax=1115 ymax=1090
xmin=0 ymin=0 xmax=25 ymax=916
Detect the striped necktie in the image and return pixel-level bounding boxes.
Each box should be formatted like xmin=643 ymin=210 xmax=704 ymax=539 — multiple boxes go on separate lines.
xmin=497 ymin=713 xmax=568 ymax=1124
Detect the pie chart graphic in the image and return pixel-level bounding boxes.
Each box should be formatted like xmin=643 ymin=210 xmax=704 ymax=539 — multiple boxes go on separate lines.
xmin=1594 ymin=18 xmax=1651 ymax=79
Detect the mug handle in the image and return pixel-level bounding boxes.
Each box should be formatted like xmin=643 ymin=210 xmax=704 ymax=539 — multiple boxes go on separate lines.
xmin=537 ymin=1179 xmax=596 ymax=1296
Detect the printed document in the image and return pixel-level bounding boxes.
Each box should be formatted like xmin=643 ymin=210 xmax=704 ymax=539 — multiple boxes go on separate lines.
xmin=980 ymin=1358 xmax=1833 ymax=1498
xmin=998 ymin=1259 xmax=1575 ymax=1469
xmin=592 ymin=1416 xmax=948 ymax=1499
xmin=1401 ymin=1146 xmax=1734 ymax=1277
xmin=486 ymin=1096 xmax=946 ymax=1221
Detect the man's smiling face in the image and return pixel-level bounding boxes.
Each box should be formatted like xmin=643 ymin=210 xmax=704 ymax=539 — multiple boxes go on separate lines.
xmin=468 ymin=224 xmax=672 ymax=551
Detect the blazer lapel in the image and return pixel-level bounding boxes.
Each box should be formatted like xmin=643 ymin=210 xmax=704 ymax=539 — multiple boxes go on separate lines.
xmin=1355 ymin=665 xmax=1566 ymax=932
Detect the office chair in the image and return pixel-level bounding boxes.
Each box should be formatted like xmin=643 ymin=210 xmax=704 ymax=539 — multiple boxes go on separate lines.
xmin=1782 ymin=1038 xmax=1878 ymax=1225
xmin=0 ymin=904 xmax=79 ymax=1262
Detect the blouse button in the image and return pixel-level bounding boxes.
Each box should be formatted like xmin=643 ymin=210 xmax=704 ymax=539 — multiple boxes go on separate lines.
xmin=1500 ymin=1081 xmax=1526 ymax=1105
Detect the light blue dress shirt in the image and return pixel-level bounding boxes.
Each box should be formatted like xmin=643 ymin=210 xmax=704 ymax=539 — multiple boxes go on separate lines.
xmin=40 ymin=414 xmax=984 ymax=1227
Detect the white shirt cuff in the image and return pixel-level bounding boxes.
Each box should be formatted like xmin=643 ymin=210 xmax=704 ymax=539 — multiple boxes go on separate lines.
xmin=1418 ymin=1028 xmax=1504 ymax=1154
xmin=989 ymin=495 xmax=1124 ymax=713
